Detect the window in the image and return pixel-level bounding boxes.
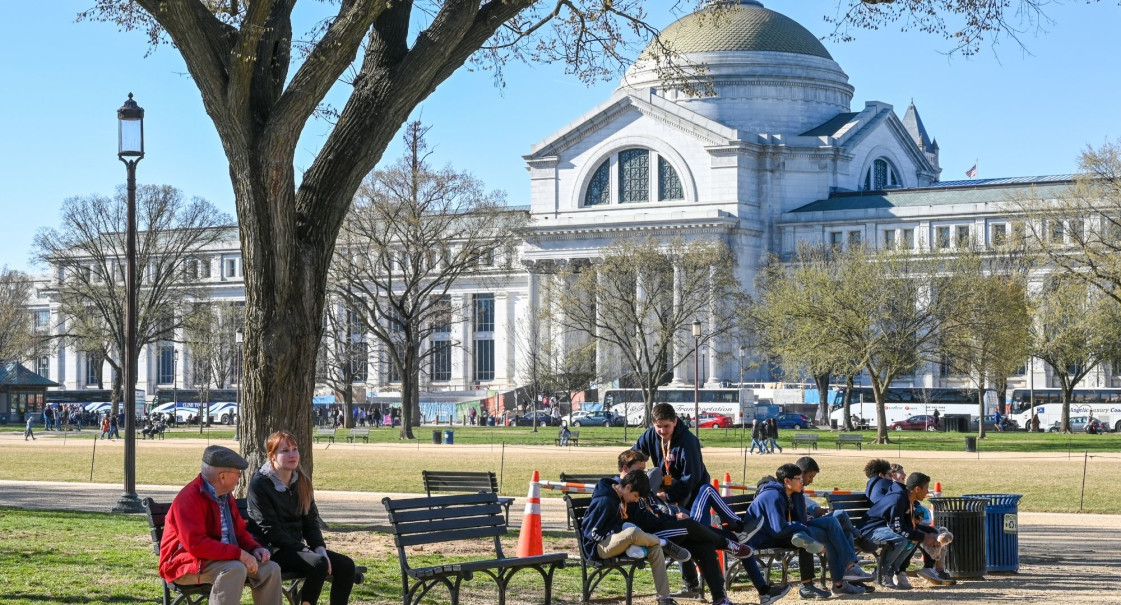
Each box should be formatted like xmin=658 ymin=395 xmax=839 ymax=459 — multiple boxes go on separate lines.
xmin=955 ymin=225 xmax=971 ymax=248
xmin=34 ymin=310 xmax=49 ymax=330
xmin=901 ymin=228 xmax=915 ymax=250
xmin=935 ymin=226 xmax=951 ymax=249
xmin=430 ymin=341 xmax=452 ymax=382
xmin=225 ymin=258 xmax=239 ymax=278
xmin=473 ymin=294 xmax=495 ymax=332
xmin=992 ymin=223 xmax=1007 ymax=247
xmin=583 ymin=148 xmax=686 ymax=206
xmin=432 ymin=296 xmax=451 ymax=333
xmin=36 ymin=356 xmax=49 ymax=379
xmin=387 ymin=356 xmax=400 ymax=383
xmin=85 ymin=353 xmax=101 ymax=387
xmin=185 ymin=258 xmax=211 ymax=279
xmin=828 ymin=231 xmax=844 ymax=248
xmin=474 ymin=338 xmax=495 ymax=382
xmin=848 ymin=231 xmax=862 ymax=246
xmin=883 ymin=229 xmax=897 ymax=249
xmin=350 ymin=342 xmax=368 ymax=382
xmin=157 ymin=344 xmax=176 ymax=385
xmin=1069 ymin=219 xmax=1084 ymax=243
xmin=1049 ymin=220 xmax=1064 ymax=244
xmin=863 ymin=158 xmax=900 ymax=191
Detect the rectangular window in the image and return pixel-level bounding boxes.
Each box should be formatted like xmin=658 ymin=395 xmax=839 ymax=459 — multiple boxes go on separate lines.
xmin=935 ymin=226 xmax=951 ymax=249
xmin=34 ymin=310 xmax=49 ymax=330
xmin=431 ymin=341 xmax=452 ymax=381
xmin=992 ymin=223 xmax=1007 ymax=246
xmin=350 ymin=341 xmax=368 ymax=382
xmin=1049 ymin=220 xmax=1064 ymax=243
xmin=474 ymin=338 xmax=495 ymax=382
xmin=473 ymin=294 xmax=495 ymax=332
xmin=225 ymin=258 xmax=238 ymax=278
xmin=432 ymin=296 xmax=451 ymax=333
xmin=36 ymin=356 xmax=49 ymax=379
xmin=883 ymin=229 xmax=896 ymax=249
xmin=157 ymin=344 xmax=175 ymax=385
xmin=828 ymin=231 xmax=843 ymax=248
xmin=848 ymin=231 xmax=862 ymax=246
xmin=955 ymin=225 xmax=971 ymax=248
xmin=902 ymin=228 xmax=915 ymax=249
xmin=85 ymin=353 xmax=101 ymax=387
xmin=1069 ymin=219 xmax=1084 ymax=242
xmin=387 ymin=347 xmax=401 ymax=383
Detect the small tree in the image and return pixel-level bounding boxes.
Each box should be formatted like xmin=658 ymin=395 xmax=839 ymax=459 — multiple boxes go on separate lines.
xmin=516 ymin=309 xmax=597 ymax=432
xmin=317 ymin=300 xmax=369 ymax=430
xmin=183 ymin=300 xmax=244 ymax=429
xmin=553 ymin=237 xmax=743 ymax=422
xmin=329 ymin=122 xmax=526 ymax=440
xmin=0 ymin=267 xmax=36 ymax=363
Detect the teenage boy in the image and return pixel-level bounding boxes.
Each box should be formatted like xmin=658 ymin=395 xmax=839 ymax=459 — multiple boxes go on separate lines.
xmin=617 ymin=450 xmax=789 ymax=605
xmin=582 ymin=469 xmax=692 ymax=605
xmin=863 ymin=459 xmax=893 ymax=503
xmin=795 ymin=457 xmax=874 ymax=595
xmin=747 ymin=464 xmax=831 ymax=600
xmin=875 ymin=463 xmax=953 ymax=586
xmin=858 ymin=472 xmax=949 ymax=590
xmin=633 ymin=403 xmax=742 ymax=528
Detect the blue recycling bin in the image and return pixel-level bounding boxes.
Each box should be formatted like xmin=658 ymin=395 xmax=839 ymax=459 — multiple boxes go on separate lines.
xmin=965 ymin=493 xmax=1022 ymax=572
xmin=443 ymin=429 xmax=455 ymax=445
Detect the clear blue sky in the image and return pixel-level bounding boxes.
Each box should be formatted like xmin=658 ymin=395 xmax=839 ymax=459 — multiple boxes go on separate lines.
xmin=2 ymin=1 xmax=1119 ymax=272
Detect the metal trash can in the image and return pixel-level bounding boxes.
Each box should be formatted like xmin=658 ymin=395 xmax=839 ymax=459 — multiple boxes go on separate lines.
xmin=964 ymin=436 xmax=977 ymax=452
xmin=930 ymin=497 xmax=987 ymax=579
xmin=443 ymin=429 xmax=455 ymax=445
xmin=965 ymin=494 xmax=1022 ymax=572
xmin=431 ymin=430 xmax=442 ymax=444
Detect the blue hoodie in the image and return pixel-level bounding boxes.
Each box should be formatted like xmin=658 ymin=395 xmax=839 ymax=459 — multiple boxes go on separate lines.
xmin=865 ymin=476 xmax=892 ymax=503
xmin=859 ymin=481 xmax=925 ymax=541
xmin=633 ymin=418 xmax=710 ymax=507
xmin=746 ymin=481 xmax=811 ymax=545
xmin=580 ymin=478 xmax=658 ymax=560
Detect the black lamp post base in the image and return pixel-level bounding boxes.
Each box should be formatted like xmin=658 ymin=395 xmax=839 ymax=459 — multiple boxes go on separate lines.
xmin=112 ymin=491 xmax=145 ymax=514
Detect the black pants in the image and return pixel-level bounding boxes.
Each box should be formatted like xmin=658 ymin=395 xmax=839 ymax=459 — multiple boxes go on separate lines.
xmin=903 ymin=524 xmax=938 ymax=568
xmin=755 ymin=527 xmax=816 ymax=582
xmin=270 ymin=547 xmax=356 ymax=605
xmin=657 ymin=518 xmax=730 ymax=600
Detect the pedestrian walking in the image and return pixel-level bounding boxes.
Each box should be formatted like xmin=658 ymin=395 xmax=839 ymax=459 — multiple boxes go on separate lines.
xmin=24 ymin=415 xmax=37 ymax=441
xmin=766 ymin=418 xmax=783 ymax=454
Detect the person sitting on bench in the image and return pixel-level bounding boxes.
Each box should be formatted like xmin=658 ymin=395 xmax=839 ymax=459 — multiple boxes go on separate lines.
xmin=859 ymin=471 xmax=954 ymax=590
xmin=794 ymin=456 xmax=874 ymax=595
xmin=747 ymin=464 xmax=831 ymax=600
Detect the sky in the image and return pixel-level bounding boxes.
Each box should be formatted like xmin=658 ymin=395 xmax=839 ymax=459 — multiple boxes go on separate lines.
xmin=2 ymin=1 xmax=1120 ymax=273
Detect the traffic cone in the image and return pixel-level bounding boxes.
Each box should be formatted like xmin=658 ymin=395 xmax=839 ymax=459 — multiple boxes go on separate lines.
xmin=516 ymin=470 xmax=544 ymax=557
xmin=933 ymin=482 xmax=942 ymax=498
xmin=721 ymin=472 xmax=733 ymax=498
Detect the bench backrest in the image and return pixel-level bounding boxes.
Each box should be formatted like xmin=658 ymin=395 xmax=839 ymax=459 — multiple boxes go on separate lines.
xmin=564 ymin=494 xmax=595 ymax=560
xmin=422 ymin=470 xmax=499 ymax=497
xmin=792 ymin=433 xmax=819 ymax=441
xmin=352 ymin=428 xmax=369 ymax=434
xmin=382 ymin=492 xmax=506 ymax=568
xmin=559 ymin=472 xmax=614 ymax=485
xmin=317 ymin=428 xmax=335 ymax=434
xmin=824 ymin=493 xmax=874 ymax=526
xmin=838 ymin=434 xmax=863 ymax=441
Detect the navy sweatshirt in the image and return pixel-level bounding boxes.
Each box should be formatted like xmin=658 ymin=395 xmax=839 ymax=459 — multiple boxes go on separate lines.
xmin=865 ymin=476 xmax=892 ymax=504
xmin=633 ymin=419 xmax=710 ymax=508
xmin=746 ymin=481 xmax=812 ymax=545
xmin=859 ymin=481 xmax=925 ymax=541
xmin=580 ymin=478 xmax=658 ymax=560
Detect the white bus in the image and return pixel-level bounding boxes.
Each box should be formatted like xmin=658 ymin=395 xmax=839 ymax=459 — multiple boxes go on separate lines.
xmin=602 ymin=387 xmax=758 ymax=427
xmin=1010 ymin=388 xmax=1121 ymax=432
xmin=828 ymin=387 xmax=996 ymax=428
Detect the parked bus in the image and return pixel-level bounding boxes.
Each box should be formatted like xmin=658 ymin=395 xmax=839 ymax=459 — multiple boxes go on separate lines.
xmin=46 ymin=389 xmax=146 ymax=419
xmin=1010 ymin=388 xmax=1121 ymax=432
xmin=828 ymin=387 xmax=996 ymax=428
xmin=601 ymin=387 xmax=766 ymax=427
xmin=150 ymin=389 xmax=239 ymax=424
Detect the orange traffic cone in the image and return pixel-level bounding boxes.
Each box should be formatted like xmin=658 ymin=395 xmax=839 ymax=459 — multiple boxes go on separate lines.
xmin=516 ymin=470 xmax=544 ymax=557
xmin=721 ymin=472 xmax=733 ymax=498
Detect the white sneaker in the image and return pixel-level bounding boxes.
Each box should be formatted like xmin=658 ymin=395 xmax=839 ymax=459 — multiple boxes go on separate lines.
xmin=894 ymin=573 xmax=913 ymax=590
xmin=625 ymin=544 xmax=647 ymax=558
xmin=917 ymin=567 xmax=946 ymax=585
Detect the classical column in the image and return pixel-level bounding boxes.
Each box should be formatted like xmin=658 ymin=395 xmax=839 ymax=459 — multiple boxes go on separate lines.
xmin=670 ymin=263 xmax=687 ymax=385
xmin=452 ymin=294 xmax=471 ymax=390
xmin=705 ymin=265 xmax=722 ymax=388
xmin=495 ymin=291 xmax=511 ymax=386
xmin=595 ymin=268 xmax=608 ymax=381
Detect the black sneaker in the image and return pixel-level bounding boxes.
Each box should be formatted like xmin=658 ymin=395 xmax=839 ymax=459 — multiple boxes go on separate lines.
xmin=738 ymin=514 xmax=766 ymax=545
xmin=798 ymin=583 xmax=831 ymax=600
xmin=671 ymin=585 xmax=701 ymax=599
xmin=662 ymin=541 xmax=692 ymax=563
xmin=759 ymin=584 xmax=792 ymax=605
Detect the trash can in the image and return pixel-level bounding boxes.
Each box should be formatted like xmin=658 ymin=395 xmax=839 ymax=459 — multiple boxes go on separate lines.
xmin=964 ymin=494 xmax=1022 ymax=573
xmin=964 ymin=436 xmax=977 ymax=452
xmin=930 ymin=497 xmax=987 ymax=579
xmin=443 ymin=429 xmax=455 ymax=445
xmin=431 ymin=430 xmax=442 ymax=444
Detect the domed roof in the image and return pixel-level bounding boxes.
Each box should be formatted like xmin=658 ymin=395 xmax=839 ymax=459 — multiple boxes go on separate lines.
xmin=648 ymin=0 xmax=831 ymax=60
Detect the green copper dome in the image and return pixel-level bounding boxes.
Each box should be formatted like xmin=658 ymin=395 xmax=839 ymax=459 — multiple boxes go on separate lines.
xmin=648 ymin=0 xmax=832 ymax=60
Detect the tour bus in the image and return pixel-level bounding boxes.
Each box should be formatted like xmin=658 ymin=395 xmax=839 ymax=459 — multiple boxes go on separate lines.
xmin=46 ymin=389 xmax=146 ymax=419
xmin=828 ymin=387 xmax=997 ymax=428
xmin=1010 ymin=388 xmax=1121 ymax=432
xmin=150 ymin=389 xmax=239 ymax=424
xmin=602 ymin=387 xmax=762 ymax=427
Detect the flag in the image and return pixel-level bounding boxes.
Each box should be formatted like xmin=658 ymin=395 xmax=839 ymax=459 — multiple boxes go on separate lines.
xmin=965 ymin=163 xmax=978 ymax=178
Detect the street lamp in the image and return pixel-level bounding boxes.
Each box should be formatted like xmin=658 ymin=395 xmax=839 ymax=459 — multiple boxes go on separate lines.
xmin=738 ymin=345 xmax=746 ymax=387
xmin=692 ymin=320 xmax=702 ymax=438
xmin=112 ymin=93 xmax=144 ymax=514
xmin=234 ymin=328 xmax=243 ymax=441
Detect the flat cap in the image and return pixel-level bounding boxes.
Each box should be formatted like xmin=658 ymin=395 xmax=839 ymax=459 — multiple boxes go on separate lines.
xmin=202 ymin=445 xmax=248 ymax=470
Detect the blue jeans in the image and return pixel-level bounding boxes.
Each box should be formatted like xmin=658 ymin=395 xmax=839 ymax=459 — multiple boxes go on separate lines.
xmin=749 ymin=438 xmax=765 ymax=453
xmin=806 ymin=514 xmax=858 ymax=583
xmin=767 ymin=437 xmax=782 ymax=453
xmin=868 ymin=527 xmax=916 ymax=575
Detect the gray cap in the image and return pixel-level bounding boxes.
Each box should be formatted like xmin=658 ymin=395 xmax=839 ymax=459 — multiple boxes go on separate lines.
xmin=202 ymin=445 xmax=248 ymax=470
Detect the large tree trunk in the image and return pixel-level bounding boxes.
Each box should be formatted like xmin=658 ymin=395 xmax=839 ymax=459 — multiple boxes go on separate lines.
xmin=813 ymin=372 xmax=831 ymax=427
xmin=977 ymin=380 xmax=988 ymax=439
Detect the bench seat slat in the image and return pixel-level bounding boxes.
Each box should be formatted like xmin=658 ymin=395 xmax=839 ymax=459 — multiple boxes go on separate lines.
xmin=383 ymin=492 xmax=495 ymax=511
xmin=387 ymin=502 xmax=503 ymax=523
xmin=392 ymin=514 xmax=504 ymax=536
xmin=458 ymin=554 xmax=568 ymax=572
xmin=395 ymin=525 xmax=507 ymax=547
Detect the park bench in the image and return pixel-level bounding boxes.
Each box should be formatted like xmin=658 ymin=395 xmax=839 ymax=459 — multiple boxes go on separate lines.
xmin=558 ymin=473 xmax=616 ymax=529
xmin=792 ymin=433 xmax=819 ymax=450
xmin=822 ymin=493 xmax=876 ymax=540
xmin=346 ymin=428 xmax=370 ymax=443
xmin=554 ymin=429 xmax=580 ymax=446
xmin=314 ymin=428 xmax=336 ymax=443
xmin=836 ymin=434 xmax=865 ymax=450
xmin=421 ymin=470 xmax=514 ymax=524
xmin=721 ymin=493 xmax=828 ymax=592
xmin=382 ymin=492 xmax=567 ymax=605
xmin=142 ymin=498 xmax=364 ymax=605
xmin=565 ymin=493 xmax=646 ymax=605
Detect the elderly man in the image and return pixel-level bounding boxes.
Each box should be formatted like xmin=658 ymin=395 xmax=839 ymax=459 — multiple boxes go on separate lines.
xmin=159 ymin=445 xmax=282 ymax=604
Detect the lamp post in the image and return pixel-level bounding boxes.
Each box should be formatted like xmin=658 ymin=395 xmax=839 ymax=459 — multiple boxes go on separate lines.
xmin=112 ymin=93 xmax=144 ymax=514
xmin=692 ymin=320 xmax=701 ymax=438
xmin=738 ymin=345 xmax=746 ymax=387
xmin=234 ymin=328 xmax=243 ymax=441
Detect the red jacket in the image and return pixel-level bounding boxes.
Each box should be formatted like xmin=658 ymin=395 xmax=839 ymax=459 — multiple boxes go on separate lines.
xmin=159 ymin=474 xmax=263 ymax=583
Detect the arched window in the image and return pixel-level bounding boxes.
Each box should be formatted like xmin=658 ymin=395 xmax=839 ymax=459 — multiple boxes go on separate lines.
xmin=582 ymin=148 xmax=686 ymax=206
xmin=863 ymin=157 xmax=900 ymax=191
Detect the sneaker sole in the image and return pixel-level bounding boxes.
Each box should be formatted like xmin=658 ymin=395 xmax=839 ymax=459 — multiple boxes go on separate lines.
xmin=790 ymin=534 xmax=824 ymax=554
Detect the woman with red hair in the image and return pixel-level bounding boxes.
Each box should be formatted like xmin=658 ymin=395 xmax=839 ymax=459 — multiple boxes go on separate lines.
xmin=247 ymin=431 xmax=356 ymax=605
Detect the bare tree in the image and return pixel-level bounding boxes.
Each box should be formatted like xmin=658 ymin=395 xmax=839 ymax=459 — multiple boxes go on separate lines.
xmin=0 ymin=267 xmax=36 ymax=364
xmin=32 ymin=185 xmax=231 ymax=412
xmin=329 ymin=122 xmax=525 ymax=440
xmin=183 ymin=299 xmax=244 ymax=429
xmin=317 ymin=299 xmax=368 ymax=429
xmin=515 ymin=308 xmax=597 ymax=432
xmin=553 ymin=237 xmax=743 ymax=422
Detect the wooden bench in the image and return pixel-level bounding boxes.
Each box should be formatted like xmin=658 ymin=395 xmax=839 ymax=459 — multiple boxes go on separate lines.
xmin=792 ymin=433 xmax=819 ymax=450
xmin=382 ymin=492 xmax=567 ymax=605
xmin=314 ymin=428 xmax=336 ymax=443
xmin=142 ymin=498 xmax=364 ymax=605
xmin=836 ymin=433 xmax=865 ymax=450
xmin=422 ymin=470 xmax=514 ymax=524
xmin=346 ymin=428 xmax=370 ymax=443
xmin=558 ymin=473 xmax=616 ymax=529
xmin=565 ymin=493 xmax=646 ymax=605
xmin=554 ymin=429 xmax=580 ymax=446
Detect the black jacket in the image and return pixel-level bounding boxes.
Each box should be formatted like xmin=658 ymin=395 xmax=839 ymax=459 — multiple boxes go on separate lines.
xmin=859 ymin=481 xmax=925 ymax=541
xmin=580 ymin=478 xmax=659 ymax=560
xmin=246 ymin=467 xmax=326 ymax=552
xmin=633 ymin=418 xmax=710 ymax=507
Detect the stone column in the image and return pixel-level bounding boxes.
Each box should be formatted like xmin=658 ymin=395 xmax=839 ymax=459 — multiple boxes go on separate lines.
xmin=495 ymin=291 xmax=512 ymax=386
xmin=452 ymin=294 xmax=471 ymax=390
xmin=670 ymin=263 xmax=687 ymax=385
xmin=705 ymin=265 xmax=722 ymax=388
